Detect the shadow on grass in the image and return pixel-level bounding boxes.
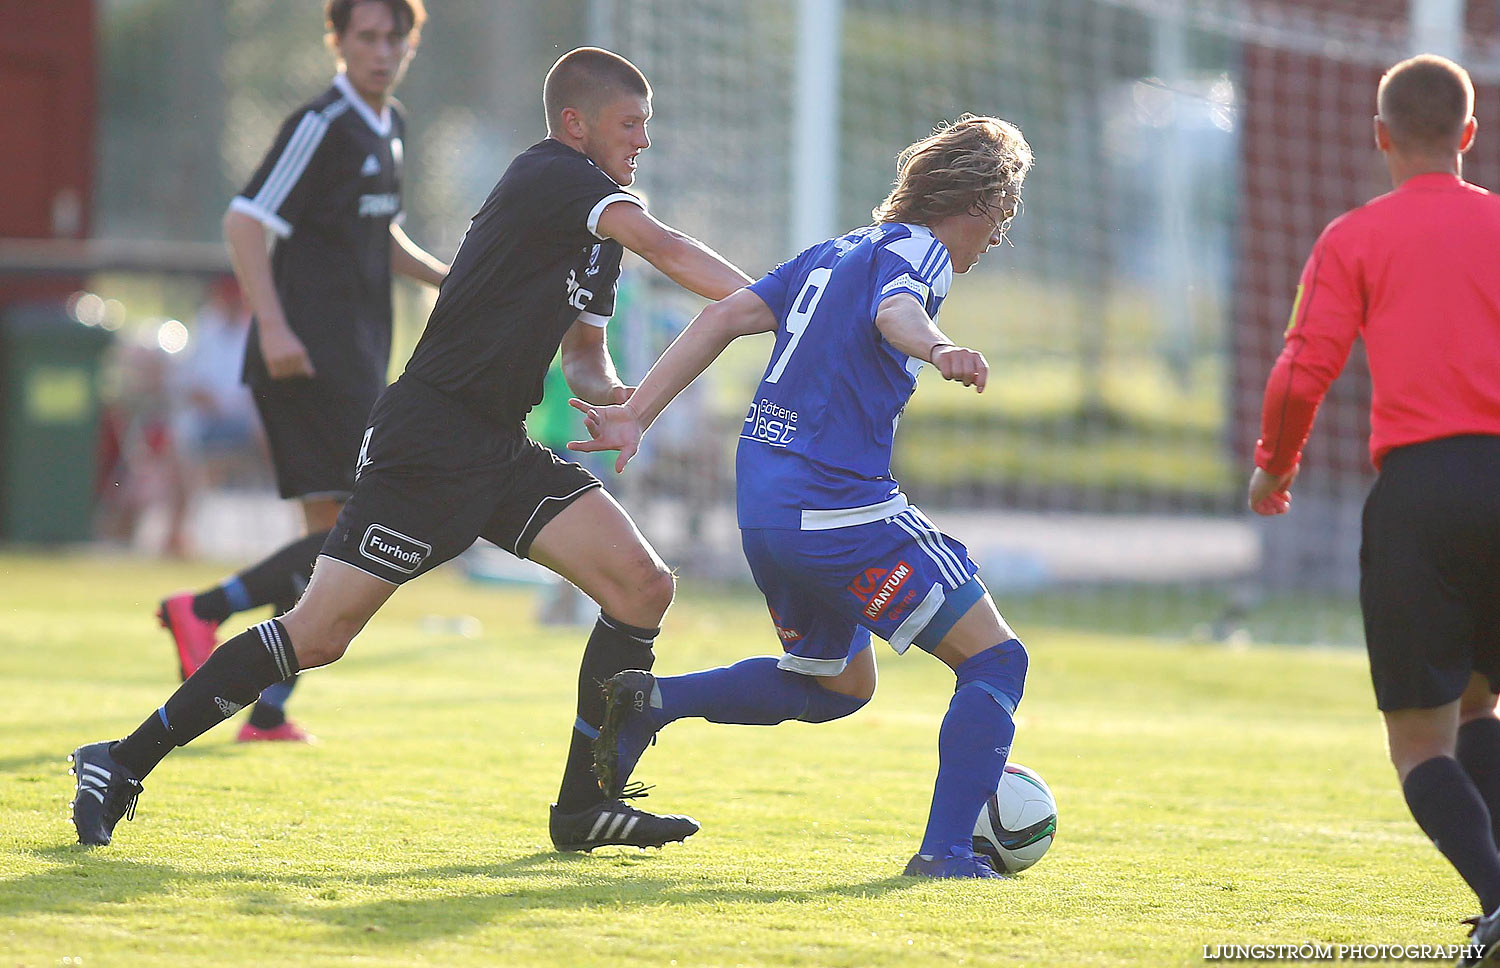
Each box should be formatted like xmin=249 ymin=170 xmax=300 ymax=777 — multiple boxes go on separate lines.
xmin=4 ymin=846 xmax=937 ymax=944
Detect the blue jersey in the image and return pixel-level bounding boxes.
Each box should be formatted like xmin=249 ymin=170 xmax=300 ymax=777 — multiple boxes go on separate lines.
xmin=738 ymin=223 xmax=952 ymax=529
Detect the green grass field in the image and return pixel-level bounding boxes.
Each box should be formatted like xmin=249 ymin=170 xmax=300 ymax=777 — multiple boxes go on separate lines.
xmin=0 ymin=551 xmax=1479 ymax=967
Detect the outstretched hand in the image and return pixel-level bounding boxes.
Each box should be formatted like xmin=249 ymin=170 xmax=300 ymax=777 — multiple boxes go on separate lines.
xmin=1248 ymin=465 xmax=1298 ymax=516
xmin=566 ymin=397 xmax=644 ymax=474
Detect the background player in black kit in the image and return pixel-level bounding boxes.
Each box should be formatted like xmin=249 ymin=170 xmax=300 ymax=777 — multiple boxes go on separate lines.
xmin=155 ymin=0 xmax=449 ymax=742
xmin=71 ymin=47 xmax=753 ymax=851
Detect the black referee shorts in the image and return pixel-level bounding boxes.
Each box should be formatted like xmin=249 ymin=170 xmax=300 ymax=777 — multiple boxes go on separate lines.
xmin=1360 ymin=434 xmax=1500 ymax=711
xmin=320 ymin=376 xmax=601 ymax=585
xmin=252 ymin=376 xmax=379 ymax=501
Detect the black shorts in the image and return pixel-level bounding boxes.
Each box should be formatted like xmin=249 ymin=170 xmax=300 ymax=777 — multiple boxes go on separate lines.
xmin=252 ymin=376 xmax=380 ymax=501
xmin=1361 ymin=434 xmax=1500 ymax=711
xmin=320 ymin=376 xmax=601 ymax=585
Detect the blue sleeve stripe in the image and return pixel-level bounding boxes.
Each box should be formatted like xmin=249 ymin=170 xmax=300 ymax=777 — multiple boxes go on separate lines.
xmin=917 ymin=238 xmax=946 ymax=281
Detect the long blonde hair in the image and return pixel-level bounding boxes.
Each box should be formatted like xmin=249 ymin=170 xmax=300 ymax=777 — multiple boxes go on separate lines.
xmin=873 ymin=115 xmax=1032 ymax=225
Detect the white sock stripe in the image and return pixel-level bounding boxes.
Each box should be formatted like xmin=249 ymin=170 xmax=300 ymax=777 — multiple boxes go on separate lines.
xmin=268 ymin=621 xmax=291 ymax=678
xmin=256 ymin=621 xmax=292 ymax=680
xmin=271 ymin=623 xmax=292 ymax=679
xmin=905 ymin=508 xmax=968 ymax=581
xmin=587 ymin=812 xmax=612 ymax=841
xmin=893 ymin=512 xmax=963 ymax=587
xmin=605 ymin=813 xmax=628 ymax=839
xmin=254 ymin=622 xmax=276 ymax=677
xmin=597 ymin=614 xmax=658 ymax=645
xmin=620 ymin=816 xmax=641 ymax=840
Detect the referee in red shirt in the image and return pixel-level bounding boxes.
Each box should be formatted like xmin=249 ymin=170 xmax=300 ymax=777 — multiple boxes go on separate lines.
xmin=1251 ymin=54 xmax=1500 ymax=959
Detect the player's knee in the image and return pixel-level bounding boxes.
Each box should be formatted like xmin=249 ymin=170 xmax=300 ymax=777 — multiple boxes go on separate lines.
xmin=639 ymin=564 xmax=676 ymax=615
xmin=591 ymin=556 xmax=674 ymax=623
xmin=283 ymin=616 xmax=358 ymax=670
xmin=954 ymin=638 xmax=1028 ymax=715
xmin=799 ymin=681 xmax=871 ymax=723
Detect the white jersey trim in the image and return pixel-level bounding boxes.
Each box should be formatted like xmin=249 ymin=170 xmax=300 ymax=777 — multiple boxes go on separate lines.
xmin=316 ymin=553 xmax=399 ymax=586
xmin=775 ymin=653 xmax=850 ymax=677
xmin=880 ymin=273 xmax=930 ymax=303
xmin=576 ymin=311 xmax=610 ymax=329
xmin=333 ymin=72 xmax=392 ymax=136
xmin=229 ymin=195 xmax=293 ymax=239
xmin=799 ymin=493 xmax=909 ymax=531
xmin=588 ymin=192 xmax=645 ymax=239
xmin=889 ymin=582 xmax=946 ymax=654
xmin=241 ymin=100 xmax=349 ymax=237
xmin=513 ymin=482 xmax=602 ymax=556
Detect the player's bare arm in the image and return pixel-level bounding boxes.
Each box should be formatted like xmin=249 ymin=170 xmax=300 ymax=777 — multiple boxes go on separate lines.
xmin=223 ymin=206 xmax=314 ymax=380
xmin=874 ymin=292 xmax=987 ymax=391
xmin=570 ymin=288 xmax=775 ymax=472
xmin=388 ymin=223 xmax=449 ymax=287
xmin=595 ymin=201 xmax=752 ymax=301
xmin=560 ymin=317 xmax=631 ymax=406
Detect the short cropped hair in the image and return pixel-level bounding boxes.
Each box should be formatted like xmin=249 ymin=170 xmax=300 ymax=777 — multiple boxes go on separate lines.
xmin=873 ymin=114 xmax=1033 ymax=226
xmin=325 ymin=0 xmax=425 ymax=44
xmin=543 ymin=48 xmax=652 ymax=130
xmin=1377 ymin=54 xmax=1473 ymax=152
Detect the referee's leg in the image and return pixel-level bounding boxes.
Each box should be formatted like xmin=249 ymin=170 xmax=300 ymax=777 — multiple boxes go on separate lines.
xmin=1459 ymin=674 xmax=1500 ymax=852
xmin=1385 ymin=700 xmax=1500 ymax=916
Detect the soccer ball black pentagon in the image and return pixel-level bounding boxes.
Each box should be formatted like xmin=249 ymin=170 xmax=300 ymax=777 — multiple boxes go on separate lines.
xmin=972 ymin=762 xmax=1057 ymax=873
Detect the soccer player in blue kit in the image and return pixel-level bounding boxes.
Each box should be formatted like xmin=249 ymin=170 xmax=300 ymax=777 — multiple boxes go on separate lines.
xmin=571 ymin=115 xmax=1033 ymax=878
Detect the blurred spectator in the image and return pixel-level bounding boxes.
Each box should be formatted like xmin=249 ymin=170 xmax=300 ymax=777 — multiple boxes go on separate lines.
xmin=95 ymin=331 xmax=191 ymax=556
xmin=169 ymin=275 xmax=266 ymax=490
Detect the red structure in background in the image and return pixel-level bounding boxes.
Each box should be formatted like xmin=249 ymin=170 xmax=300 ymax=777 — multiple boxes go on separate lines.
xmin=1235 ymin=0 xmax=1500 ymax=489
xmin=0 ymin=0 xmax=96 ymax=306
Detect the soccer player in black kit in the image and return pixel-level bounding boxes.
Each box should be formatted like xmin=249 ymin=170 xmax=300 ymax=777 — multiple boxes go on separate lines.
xmin=70 ymin=47 xmax=753 ymax=851
xmin=156 ymin=0 xmax=448 ymax=742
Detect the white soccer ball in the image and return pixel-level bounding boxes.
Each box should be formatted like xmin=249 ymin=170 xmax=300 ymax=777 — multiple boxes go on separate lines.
xmin=972 ymin=762 xmax=1057 ymax=873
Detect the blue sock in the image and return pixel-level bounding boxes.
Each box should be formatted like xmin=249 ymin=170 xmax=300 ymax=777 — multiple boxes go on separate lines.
xmin=258 ymin=678 xmax=294 ymax=710
xmin=222 ymin=577 xmax=254 ymax=615
xmin=654 ymin=656 xmax=867 ymax=726
xmin=918 ymin=640 xmax=1027 ymax=859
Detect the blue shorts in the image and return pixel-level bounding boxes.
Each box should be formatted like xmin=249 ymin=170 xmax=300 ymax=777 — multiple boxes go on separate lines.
xmin=741 ymin=506 xmax=984 ymax=676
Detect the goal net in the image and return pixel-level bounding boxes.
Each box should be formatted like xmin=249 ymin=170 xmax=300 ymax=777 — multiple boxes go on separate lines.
xmin=588 ymin=0 xmax=1500 ymax=644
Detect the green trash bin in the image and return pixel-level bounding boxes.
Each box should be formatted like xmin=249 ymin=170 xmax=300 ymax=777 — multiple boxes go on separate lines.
xmin=0 ymin=303 xmax=112 ymax=543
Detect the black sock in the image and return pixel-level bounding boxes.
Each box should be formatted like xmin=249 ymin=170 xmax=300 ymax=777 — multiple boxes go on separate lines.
xmin=192 ymin=532 xmax=328 ymax=623
xmin=248 ymin=677 xmax=294 ymax=728
xmin=243 ymin=598 xmax=303 ymax=730
xmin=247 ymin=702 xmax=287 ymax=730
xmin=555 ymin=612 xmax=658 ymax=812
xmin=1458 ymin=718 xmax=1500 ymax=848
xmin=112 ymin=619 xmax=300 ymax=778
xmin=191 ymin=587 xmax=232 ymax=624
xmin=1403 ymin=755 xmax=1500 ymax=912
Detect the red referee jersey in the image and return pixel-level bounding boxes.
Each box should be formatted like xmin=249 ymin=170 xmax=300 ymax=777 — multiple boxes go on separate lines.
xmin=1256 ymin=172 xmax=1500 ymax=474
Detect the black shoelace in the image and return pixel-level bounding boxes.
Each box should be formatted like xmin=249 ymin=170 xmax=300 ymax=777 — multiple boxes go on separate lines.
xmin=102 ymin=781 xmax=142 ymax=827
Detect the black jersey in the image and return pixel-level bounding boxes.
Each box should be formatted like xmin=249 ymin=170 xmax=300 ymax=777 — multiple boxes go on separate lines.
xmin=232 ymin=73 xmax=405 ymax=393
xmin=403 ymin=138 xmax=638 ymax=424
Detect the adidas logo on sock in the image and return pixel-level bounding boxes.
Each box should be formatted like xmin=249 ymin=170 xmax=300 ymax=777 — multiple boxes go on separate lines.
xmin=215 ymin=696 xmax=245 ymax=717
xmin=360 ymin=153 xmax=380 ymax=176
